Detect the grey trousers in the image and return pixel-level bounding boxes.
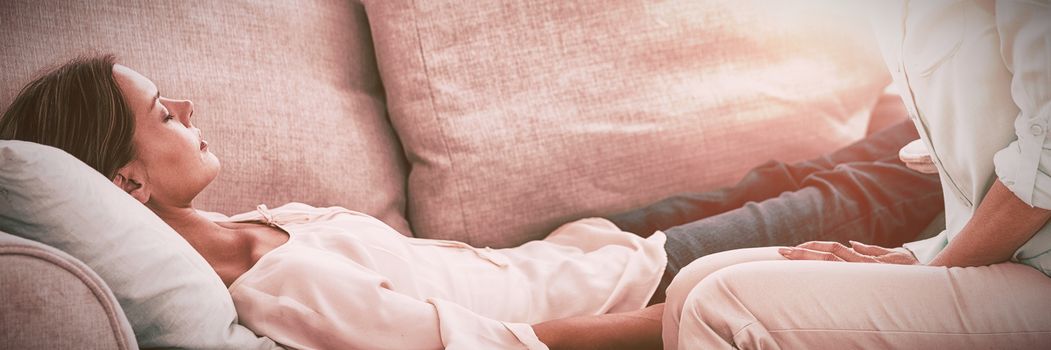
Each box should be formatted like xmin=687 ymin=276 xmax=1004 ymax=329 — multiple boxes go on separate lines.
xmin=606 ymin=121 xmax=944 ymax=304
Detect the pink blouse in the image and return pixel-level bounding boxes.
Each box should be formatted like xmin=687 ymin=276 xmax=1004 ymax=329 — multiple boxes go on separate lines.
xmin=220 ymin=203 xmax=667 ymax=350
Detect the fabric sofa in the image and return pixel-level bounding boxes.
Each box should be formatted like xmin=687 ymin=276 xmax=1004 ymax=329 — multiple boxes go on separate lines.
xmin=0 ymin=0 xmax=899 ymax=348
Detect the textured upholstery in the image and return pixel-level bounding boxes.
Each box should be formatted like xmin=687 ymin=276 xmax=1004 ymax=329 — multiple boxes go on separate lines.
xmin=364 ymin=0 xmax=891 ymax=247
xmin=0 ymin=230 xmax=137 ymax=350
xmin=0 ymin=0 xmax=410 ymax=235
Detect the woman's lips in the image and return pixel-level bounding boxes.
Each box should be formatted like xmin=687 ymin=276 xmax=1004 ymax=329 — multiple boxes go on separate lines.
xmin=200 ymin=140 xmax=209 ymax=151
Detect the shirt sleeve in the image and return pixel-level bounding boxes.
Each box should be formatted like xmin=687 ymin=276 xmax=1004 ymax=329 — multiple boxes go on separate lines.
xmin=230 ymin=256 xmax=549 ymax=350
xmin=991 ymin=0 xmax=1051 ymax=209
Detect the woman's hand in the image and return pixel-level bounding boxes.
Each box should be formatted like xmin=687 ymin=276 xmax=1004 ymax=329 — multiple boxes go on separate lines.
xmin=778 ymin=241 xmax=919 ymax=265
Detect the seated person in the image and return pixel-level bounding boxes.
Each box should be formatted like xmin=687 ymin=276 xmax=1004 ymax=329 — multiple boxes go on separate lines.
xmin=662 ymin=1 xmax=1051 ymax=348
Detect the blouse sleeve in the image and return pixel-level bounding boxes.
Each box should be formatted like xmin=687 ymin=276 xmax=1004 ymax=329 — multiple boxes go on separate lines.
xmin=991 ymin=0 xmax=1051 ymax=209
xmin=230 ymin=256 xmax=548 ymax=350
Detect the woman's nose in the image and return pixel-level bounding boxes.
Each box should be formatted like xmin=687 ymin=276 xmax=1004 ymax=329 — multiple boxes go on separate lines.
xmin=179 ymin=99 xmax=195 ymax=120
xmin=171 ymin=99 xmax=195 ymax=125
xmin=161 ymin=97 xmax=195 ymax=123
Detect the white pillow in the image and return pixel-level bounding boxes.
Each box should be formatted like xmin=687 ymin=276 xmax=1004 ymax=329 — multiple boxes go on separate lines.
xmin=0 ymin=140 xmax=280 ymax=349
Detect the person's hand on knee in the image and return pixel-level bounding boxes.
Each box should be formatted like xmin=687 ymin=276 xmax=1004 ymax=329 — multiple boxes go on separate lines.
xmin=778 ymin=240 xmax=919 ymax=265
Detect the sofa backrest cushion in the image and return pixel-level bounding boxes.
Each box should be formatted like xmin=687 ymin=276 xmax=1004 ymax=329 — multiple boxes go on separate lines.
xmin=364 ymin=0 xmax=891 ymax=247
xmin=0 ymin=141 xmax=280 ymax=349
xmin=0 ymin=0 xmax=411 ymax=235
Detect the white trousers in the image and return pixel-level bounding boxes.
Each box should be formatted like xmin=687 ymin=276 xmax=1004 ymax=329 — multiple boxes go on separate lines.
xmin=663 ymin=247 xmax=1051 ymax=349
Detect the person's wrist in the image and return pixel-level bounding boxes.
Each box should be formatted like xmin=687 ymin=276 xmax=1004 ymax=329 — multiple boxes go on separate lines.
xmin=531 ymin=322 xmax=562 ymax=349
xmin=892 ymin=246 xmax=914 ymax=257
xmin=892 ymin=246 xmax=921 ymax=265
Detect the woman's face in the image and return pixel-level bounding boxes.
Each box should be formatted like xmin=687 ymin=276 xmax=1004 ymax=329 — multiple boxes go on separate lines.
xmin=112 ymin=64 xmax=219 ymax=207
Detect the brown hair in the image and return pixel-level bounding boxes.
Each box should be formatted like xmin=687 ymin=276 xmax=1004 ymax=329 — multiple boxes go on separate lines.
xmin=0 ymin=55 xmax=135 ymax=179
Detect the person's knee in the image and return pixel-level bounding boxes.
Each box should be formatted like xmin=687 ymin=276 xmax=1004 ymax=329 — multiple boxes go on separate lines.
xmin=676 ymin=268 xmax=742 ymax=338
xmin=666 ymin=248 xmax=783 ymax=313
xmin=665 ymin=253 xmax=726 ymax=318
xmin=676 ymin=262 xmax=779 ymax=343
xmin=664 ymin=261 xmax=738 ymax=349
xmin=679 ymin=272 xmax=725 ymax=322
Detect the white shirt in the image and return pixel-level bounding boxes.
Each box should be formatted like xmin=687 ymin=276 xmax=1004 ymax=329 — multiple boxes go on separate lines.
xmin=873 ymin=0 xmax=1051 ymax=275
xmin=220 ymin=203 xmax=667 ymax=350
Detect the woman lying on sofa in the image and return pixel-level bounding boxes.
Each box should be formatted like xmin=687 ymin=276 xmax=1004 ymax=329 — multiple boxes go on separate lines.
xmin=0 ymin=55 xmax=689 ymax=349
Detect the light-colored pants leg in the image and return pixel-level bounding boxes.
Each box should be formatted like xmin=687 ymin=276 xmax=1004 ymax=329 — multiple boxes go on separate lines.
xmin=663 ymin=247 xmax=1051 ymax=350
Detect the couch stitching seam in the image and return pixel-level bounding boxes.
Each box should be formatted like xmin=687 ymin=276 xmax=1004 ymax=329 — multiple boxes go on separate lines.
xmin=408 ymin=0 xmax=473 ymax=243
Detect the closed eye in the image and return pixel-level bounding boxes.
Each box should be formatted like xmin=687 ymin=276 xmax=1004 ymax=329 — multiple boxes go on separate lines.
xmin=163 ymin=113 xmax=175 ymax=122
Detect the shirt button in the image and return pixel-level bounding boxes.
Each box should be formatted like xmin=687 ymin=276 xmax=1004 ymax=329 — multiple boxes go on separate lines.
xmin=1031 ymin=124 xmax=1045 ymax=136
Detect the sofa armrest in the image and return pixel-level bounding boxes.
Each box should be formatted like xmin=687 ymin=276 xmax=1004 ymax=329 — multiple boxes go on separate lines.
xmin=0 ymin=230 xmax=137 ymax=350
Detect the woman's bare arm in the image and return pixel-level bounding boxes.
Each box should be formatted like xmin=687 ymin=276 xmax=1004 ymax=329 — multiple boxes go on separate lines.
xmin=928 ymin=179 xmax=1051 ymax=267
xmin=532 ymin=303 xmax=664 ymax=350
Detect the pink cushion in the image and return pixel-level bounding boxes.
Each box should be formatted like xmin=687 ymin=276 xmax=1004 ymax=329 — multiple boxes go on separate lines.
xmin=0 ymin=0 xmax=410 ymax=235
xmin=365 ymin=0 xmax=891 ymax=247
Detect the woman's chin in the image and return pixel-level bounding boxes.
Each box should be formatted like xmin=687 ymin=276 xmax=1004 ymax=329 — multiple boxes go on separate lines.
xmin=202 ymin=151 xmax=221 ymax=170
xmin=199 ymin=156 xmax=221 ymax=189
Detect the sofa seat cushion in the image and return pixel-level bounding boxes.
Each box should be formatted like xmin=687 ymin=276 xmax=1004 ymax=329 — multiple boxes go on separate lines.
xmin=364 ymin=0 xmax=891 ymax=247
